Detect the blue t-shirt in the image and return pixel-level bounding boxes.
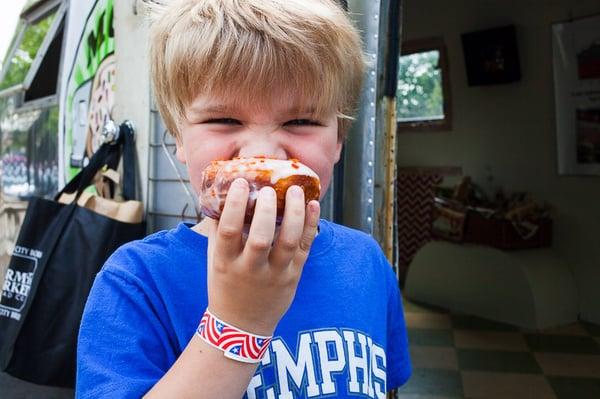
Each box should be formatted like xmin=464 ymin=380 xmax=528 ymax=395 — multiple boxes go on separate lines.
xmin=76 ymin=220 xmax=411 ymax=398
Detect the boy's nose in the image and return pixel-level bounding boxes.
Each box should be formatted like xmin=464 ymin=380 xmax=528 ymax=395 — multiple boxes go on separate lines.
xmin=237 ymin=128 xmax=288 ymax=160
xmin=237 ymin=143 xmax=288 ymax=160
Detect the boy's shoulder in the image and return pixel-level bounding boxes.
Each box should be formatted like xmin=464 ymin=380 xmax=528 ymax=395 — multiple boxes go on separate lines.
xmin=318 ymin=220 xmax=392 ymax=274
xmin=100 ymin=223 xmax=206 ymax=280
xmin=322 ymin=219 xmax=383 ymax=252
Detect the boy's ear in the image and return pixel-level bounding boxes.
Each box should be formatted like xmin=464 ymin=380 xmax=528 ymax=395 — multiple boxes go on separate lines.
xmin=334 ymin=141 xmax=343 ymax=163
xmin=175 ymin=139 xmax=186 ymax=164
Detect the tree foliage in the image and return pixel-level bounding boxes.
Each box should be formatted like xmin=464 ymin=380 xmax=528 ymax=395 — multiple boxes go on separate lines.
xmin=0 ymin=12 xmax=56 ymax=90
xmin=396 ymin=50 xmax=444 ymax=121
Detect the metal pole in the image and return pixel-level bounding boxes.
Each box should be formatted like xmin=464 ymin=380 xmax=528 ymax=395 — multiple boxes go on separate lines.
xmin=381 ymin=1 xmax=403 ymax=397
xmin=382 ymin=0 xmax=402 ymax=266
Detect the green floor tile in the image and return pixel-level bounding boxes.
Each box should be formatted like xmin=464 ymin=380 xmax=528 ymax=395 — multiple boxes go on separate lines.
xmin=547 ymin=376 xmax=600 ymax=399
xmin=396 ymin=368 xmax=463 ymax=397
xmin=456 ymin=349 xmax=542 ymax=374
xmin=581 ymin=321 xmax=600 ymax=337
xmin=408 ymin=328 xmax=454 ymax=347
xmin=524 ymin=334 xmax=600 ymax=354
xmin=451 ymin=314 xmax=517 ymax=332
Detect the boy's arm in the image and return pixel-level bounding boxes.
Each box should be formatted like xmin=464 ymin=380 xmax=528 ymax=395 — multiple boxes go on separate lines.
xmin=145 ymin=179 xmax=319 ymax=398
xmin=144 ymin=336 xmax=257 ymax=399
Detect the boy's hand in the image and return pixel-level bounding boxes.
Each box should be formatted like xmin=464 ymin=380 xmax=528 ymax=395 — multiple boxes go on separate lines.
xmin=206 ymin=178 xmax=320 ymax=336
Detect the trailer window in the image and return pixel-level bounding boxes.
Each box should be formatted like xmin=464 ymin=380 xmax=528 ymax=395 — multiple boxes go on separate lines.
xmin=397 ymin=38 xmax=452 ymax=131
xmin=0 ymin=10 xmax=57 ymax=91
xmin=0 ymin=95 xmax=59 ymax=199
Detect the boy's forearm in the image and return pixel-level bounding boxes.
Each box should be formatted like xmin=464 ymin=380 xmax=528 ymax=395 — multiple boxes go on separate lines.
xmin=144 ymin=335 xmax=258 ymax=399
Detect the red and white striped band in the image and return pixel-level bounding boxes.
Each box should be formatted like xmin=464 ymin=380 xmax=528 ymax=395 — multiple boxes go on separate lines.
xmin=196 ymin=309 xmax=273 ymax=364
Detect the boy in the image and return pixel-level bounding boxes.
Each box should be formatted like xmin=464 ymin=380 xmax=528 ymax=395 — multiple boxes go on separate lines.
xmin=76 ymin=0 xmax=411 ymax=398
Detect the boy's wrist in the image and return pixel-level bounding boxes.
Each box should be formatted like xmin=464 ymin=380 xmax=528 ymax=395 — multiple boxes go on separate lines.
xmin=207 ymin=305 xmax=279 ymax=336
xmin=197 ymin=309 xmax=273 ymax=363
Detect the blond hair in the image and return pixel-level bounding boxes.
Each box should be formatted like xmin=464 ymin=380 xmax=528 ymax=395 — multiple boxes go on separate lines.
xmin=147 ymin=0 xmax=366 ymax=139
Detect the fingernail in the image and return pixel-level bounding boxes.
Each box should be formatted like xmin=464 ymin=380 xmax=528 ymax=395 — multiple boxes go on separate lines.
xmin=289 ymin=185 xmax=303 ymax=198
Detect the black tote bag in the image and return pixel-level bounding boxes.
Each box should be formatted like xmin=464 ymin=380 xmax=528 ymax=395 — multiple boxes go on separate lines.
xmin=0 ymin=125 xmax=145 ymax=387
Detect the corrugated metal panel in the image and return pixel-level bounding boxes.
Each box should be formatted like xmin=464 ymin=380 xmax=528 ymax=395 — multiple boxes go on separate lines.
xmin=147 ymin=105 xmax=199 ymax=233
xmin=343 ymin=0 xmax=382 ymax=234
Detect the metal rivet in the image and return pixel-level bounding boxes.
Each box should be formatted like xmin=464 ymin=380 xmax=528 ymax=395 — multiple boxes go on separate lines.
xmin=368 ymin=198 xmax=373 ymax=204
xmin=367 ymin=217 xmax=372 ymax=223
xmin=368 ymin=178 xmax=373 ymax=184
xmin=369 ymin=140 xmax=374 ymax=146
xmin=374 ymin=14 xmax=379 ymax=20
xmin=371 ymin=70 xmax=376 ymax=76
xmin=370 ymin=88 xmax=375 ymax=93
xmin=370 ymin=117 xmax=375 ymax=122
xmin=368 ymin=161 xmax=373 ymax=167
xmin=374 ymin=34 xmax=378 ymax=39
xmin=370 ymin=102 xmax=375 ymax=107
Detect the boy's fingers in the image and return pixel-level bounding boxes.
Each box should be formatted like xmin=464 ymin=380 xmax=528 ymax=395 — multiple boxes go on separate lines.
xmin=270 ymin=186 xmax=305 ymax=268
xmin=214 ymin=178 xmax=248 ymax=260
xmin=243 ymin=186 xmax=277 ymax=267
xmin=292 ymin=200 xmax=320 ymax=268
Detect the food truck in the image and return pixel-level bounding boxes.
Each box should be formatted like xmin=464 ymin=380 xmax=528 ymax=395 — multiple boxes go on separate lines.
xmin=0 ymin=0 xmax=399 ymax=299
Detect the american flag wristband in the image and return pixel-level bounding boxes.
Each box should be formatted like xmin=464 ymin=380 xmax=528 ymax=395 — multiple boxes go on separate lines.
xmin=196 ymin=309 xmax=273 ymax=363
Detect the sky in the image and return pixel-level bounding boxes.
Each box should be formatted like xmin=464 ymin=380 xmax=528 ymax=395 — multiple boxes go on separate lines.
xmin=0 ymin=0 xmax=28 ymax=70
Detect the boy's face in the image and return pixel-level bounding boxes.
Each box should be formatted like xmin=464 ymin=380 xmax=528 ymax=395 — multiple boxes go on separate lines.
xmin=176 ymin=93 xmax=343 ymax=199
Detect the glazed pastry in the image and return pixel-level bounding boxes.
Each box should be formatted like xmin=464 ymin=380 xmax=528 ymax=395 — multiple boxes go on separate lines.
xmin=200 ymin=157 xmax=321 ymax=223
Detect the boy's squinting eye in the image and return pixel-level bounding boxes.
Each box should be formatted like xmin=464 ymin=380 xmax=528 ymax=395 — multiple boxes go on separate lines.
xmin=285 ymin=119 xmax=323 ymax=127
xmin=204 ymin=118 xmax=242 ymax=125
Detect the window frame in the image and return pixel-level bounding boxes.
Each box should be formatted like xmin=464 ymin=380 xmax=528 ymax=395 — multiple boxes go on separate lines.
xmin=0 ymin=0 xmax=65 ymax=103
xmin=397 ymin=37 xmax=453 ymax=132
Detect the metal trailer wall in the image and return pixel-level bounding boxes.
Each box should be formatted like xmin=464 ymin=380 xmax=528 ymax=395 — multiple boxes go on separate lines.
xmin=344 ymin=0 xmax=381 ymax=235
xmin=345 ymin=0 xmax=401 ymax=266
xmin=113 ymin=0 xmax=150 ymax=206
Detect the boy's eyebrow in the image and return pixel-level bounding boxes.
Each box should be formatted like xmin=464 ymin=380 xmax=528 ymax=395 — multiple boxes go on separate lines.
xmin=187 ymin=104 xmax=235 ymax=115
xmin=188 ymin=104 xmax=318 ymax=116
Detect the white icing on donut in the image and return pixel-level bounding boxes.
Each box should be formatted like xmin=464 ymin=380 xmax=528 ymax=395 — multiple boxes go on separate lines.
xmin=199 ymin=157 xmax=320 ymax=221
xmin=213 ymin=158 xmax=318 ymax=185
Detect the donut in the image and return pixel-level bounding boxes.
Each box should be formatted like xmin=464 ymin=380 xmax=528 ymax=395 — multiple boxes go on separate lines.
xmin=199 ymin=157 xmax=321 ymax=223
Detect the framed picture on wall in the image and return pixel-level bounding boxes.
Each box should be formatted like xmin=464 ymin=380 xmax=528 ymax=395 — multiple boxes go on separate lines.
xmin=461 ymin=25 xmax=521 ymax=86
xmin=552 ymin=14 xmax=600 ymax=176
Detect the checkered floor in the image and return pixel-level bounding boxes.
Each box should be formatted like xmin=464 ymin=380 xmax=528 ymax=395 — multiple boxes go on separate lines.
xmin=397 ymin=298 xmax=600 ymax=399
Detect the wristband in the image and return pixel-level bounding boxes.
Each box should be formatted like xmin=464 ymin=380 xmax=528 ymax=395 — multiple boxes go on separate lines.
xmin=196 ymin=309 xmax=272 ymax=363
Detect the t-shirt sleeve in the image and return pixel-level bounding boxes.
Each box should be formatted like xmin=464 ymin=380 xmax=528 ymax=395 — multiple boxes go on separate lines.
xmin=383 ymin=260 xmax=412 ymax=390
xmin=76 ymin=264 xmax=178 ymax=398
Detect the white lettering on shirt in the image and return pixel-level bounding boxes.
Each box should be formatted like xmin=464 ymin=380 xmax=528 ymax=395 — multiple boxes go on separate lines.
xmin=244 ymin=329 xmax=387 ymax=399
